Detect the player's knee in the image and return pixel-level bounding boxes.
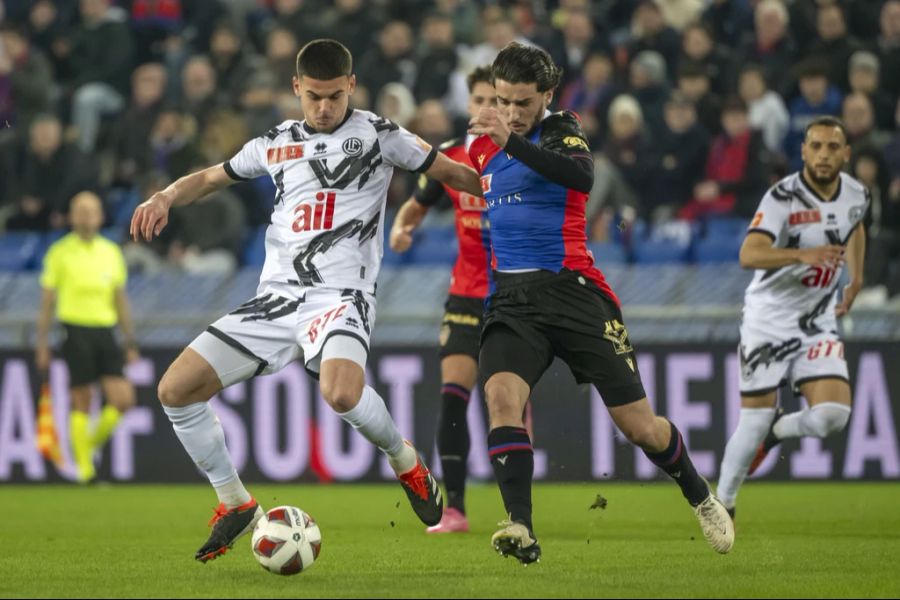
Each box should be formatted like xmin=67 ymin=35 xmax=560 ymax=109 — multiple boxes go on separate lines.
xmin=157 ymin=375 xmax=180 ymax=407
xmin=809 ymin=403 xmax=851 ymax=437
xmin=157 ymin=370 xmax=196 ymax=407
xmin=320 ymin=378 xmax=361 ymax=413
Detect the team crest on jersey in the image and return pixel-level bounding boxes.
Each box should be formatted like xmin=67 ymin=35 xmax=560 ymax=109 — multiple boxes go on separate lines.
xmin=267 ymin=144 xmax=305 ymax=164
xmin=342 ymin=137 xmax=363 ymax=157
xmin=848 ymin=205 xmax=865 ymax=224
xmin=563 ymin=136 xmax=589 ymax=151
xmin=789 ymin=210 xmax=821 ymax=225
xmin=480 ymin=174 xmax=492 ymax=193
xmin=602 ymin=319 xmax=633 ymax=357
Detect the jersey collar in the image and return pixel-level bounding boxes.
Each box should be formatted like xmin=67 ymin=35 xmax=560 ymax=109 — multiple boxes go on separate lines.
xmin=799 ymin=170 xmax=842 ymax=203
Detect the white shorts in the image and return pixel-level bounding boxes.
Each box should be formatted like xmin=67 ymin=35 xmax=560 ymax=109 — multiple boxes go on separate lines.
xmin=189 ymin=285 xmax=375 ymax=387
xmin=738 ymin=320 xmax=849 ymax=396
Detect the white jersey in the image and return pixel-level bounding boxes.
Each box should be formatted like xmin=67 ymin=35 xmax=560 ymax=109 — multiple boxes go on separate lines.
xmin=743 ymin=171 xmax=869 ymax=337
xmin=225 ymin=110 xmax=436 ymax=294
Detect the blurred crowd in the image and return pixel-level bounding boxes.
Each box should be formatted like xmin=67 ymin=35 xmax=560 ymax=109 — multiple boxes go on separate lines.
xmin=0 ymin=0 xmax=898 ymax=300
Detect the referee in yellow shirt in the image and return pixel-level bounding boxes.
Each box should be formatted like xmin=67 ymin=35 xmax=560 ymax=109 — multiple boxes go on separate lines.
xmin=36 ymin=191 xmax=138 ymax=483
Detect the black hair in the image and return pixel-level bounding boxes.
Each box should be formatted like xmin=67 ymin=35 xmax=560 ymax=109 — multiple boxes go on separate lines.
xmin=804 ymin=115 xmax=849 ymax=142
xmin=296 ymin=39 xmax=352 ymax=79
xmin=491 ymin=42 xmax=562 ymax=92
xmin=677 ymin=62 xmax=709 ymax=80
xmin=721 ymin=95 xmax=748 ymax=114
xmin=466 ymin=65 xmax=494 ymax=92
xmin=795 ymin=58 xmax=830 ymax=81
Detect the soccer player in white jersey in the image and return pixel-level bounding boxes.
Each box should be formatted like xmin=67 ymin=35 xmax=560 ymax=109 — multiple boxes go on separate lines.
xmin=130 ymin=39 xmax=483 ymax=562
xmin=717 ymin=116 xmax=868 ymax=520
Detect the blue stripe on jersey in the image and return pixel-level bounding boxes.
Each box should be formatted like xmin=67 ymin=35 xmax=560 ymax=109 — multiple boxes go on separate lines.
xmin=482 ymin=127 xmax=572 ymax=272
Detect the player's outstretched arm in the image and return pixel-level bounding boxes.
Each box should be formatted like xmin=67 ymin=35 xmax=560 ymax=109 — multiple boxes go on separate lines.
xmin=836 ymin=223 xmax=865 ymax=317
xmin=740 ymin=231 xmax=845 ymax=270
xmin=389 ymin=198 xmax=429 ymax=253
xmin=130 ymin=163 xmax=235 ymax=242
xmin=424 ymin=152 xmax=482 ymax=198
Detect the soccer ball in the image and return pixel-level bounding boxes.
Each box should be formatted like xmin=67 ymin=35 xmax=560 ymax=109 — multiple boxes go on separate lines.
xmin=251 ymin=506 xmax=322 ymax=575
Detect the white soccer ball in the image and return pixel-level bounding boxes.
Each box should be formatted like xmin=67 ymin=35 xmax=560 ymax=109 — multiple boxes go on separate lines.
xmin=251 ymin=506 xmax=322 ymax=575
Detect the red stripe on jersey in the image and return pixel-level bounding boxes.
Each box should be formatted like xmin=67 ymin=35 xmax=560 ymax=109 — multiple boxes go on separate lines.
xmin=561 ymin=188 xmax=620 ymax=307
xmin=468 ymin=135 xmax=503 ymax=175
xmin=443 ymin=142 xmax=490 ymax=298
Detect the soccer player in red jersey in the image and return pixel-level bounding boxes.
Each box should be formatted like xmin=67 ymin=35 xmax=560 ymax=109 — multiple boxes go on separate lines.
xmin=389 ymin=66 xmax=495 ymax=534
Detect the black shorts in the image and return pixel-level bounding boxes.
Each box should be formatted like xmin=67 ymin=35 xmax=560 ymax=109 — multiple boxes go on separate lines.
xmin=479 ymin=269 xmax=646 ymax=407
xmin=439 ymin=295 xmax=485 ymax=360
xmin=60 ymin=324 xmax=124 ymax=387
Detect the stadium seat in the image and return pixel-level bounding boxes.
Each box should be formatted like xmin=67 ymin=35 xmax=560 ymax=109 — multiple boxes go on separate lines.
xmin=0 ymin=233 xmax=41 ymax=271
xmin=242 ymin=226 xmax=267 ymax=267
xmin=632 ymin=238 xmax=691 ymax=264
xmin=108 ymin=188 xmax=141 ymax=227
xmin=693 ymin=236 xmax=742 ymax=263
xmin=101 ymin=226 xmax=126 ymax=244
xmin=704 ymin=216 xmax=749 ymax=239
xmin=29 ymin=230 xmax=66 ymax=271
xmin=588 ymin=241 xmax=627 ymax=265
xmin=408 ymin=233 xmax=458 ymax=265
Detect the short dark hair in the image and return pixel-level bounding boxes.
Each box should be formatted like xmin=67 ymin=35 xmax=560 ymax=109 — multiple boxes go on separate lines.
xmin=491 ymin=42 xmax=562 ymax=93
xmin=795 ymin=58 xmax=829 ymax=81
xmin=466 ymin=65 xmax=493 ymax=92
xmin=677 ymin=62 xmax=708 ymax=80
xmin=296 ymin=39 xmax=352 ymax=80
xmin=739 ymin=64 xmax=768 ymax=83
xmin=0 ymin=22 xmax=27 ymax=38
xmin=722 ymin=95 xmax=748 ymax=114
xmin=684 ymin=21 xmax=715 ymax=41
xmin=805 ymin=115 xmax=849 ymax=142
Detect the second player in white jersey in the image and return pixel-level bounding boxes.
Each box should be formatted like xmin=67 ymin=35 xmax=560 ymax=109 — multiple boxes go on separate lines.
xmin=225 ymin=110 xmax=434 ymax=293
xmin=743 ymin=171 xmax=869 ymax=341
xmin=718 ymin=116 xmax=866 ymax=521
xmin=739 ymin=170 xmax=869 ymax=394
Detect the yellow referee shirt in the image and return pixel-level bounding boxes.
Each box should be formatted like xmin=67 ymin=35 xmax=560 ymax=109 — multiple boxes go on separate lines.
xmin=39 ymin=233 xmax=127 ymax=327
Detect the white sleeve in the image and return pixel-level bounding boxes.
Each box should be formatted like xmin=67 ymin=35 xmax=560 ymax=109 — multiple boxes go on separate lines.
xmin=223 ymin=136 xmax=269 ymax=180
xmin=372 ymin=117 xmax=438 ymax=173
xmin=747 ymin=186 xmax=791 ymax=241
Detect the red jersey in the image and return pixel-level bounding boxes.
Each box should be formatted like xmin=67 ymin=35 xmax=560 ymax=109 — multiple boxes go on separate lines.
xmin=414 ymin=136 xmax=491 ymax=299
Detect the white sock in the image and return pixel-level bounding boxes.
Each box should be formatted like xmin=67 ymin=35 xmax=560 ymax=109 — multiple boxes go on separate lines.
xmin=717 ymin=407 xmax=775 ymax=508
xmin=338 ymin=386 xmax=417 ymax=473
xmin=163 ymin=403 xmax=251 ymax=508
xmin=773 ymin=402 xmax=852 ymax=439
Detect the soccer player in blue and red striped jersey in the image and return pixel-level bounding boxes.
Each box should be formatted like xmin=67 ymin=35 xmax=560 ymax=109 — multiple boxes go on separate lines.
xmin=467 ymin=43 xmax=735 ymax=564
xmin=390 ymin=67 xmax=496 ymax=534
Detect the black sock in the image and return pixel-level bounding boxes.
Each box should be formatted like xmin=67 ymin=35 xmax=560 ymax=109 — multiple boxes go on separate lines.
xmin=643 ymin=420 xmax=709 ymax=507
xmin=438 ymin=383 xmax=471 ymax=514
xmin=488 ymin=426 xmax=534 ymax=533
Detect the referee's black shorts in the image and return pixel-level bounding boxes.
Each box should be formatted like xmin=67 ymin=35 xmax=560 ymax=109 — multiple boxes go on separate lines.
xmin=439 ymin=294 xmax=484 ymax=361
xmin=60 ymin=324 xmax=125 ymax=386
xmin=479 ymin=269 xmax=646 ymax=407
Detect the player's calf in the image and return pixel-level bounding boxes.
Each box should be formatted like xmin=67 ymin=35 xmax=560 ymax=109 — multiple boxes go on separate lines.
xmin=641 ymin=419 xmax=710 ymax=507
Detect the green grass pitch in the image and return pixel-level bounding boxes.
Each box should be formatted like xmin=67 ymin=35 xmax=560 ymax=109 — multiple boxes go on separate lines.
xmin=2 ymin=482 xmax=898 ymax=598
